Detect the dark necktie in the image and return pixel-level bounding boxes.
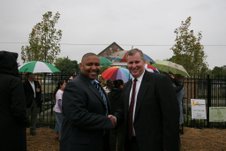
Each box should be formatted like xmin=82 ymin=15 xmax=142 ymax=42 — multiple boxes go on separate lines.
xmin=92 ymin=80 xmax=108 ymax=115
xmin=128 ymin=78 xmax=137 ymax=139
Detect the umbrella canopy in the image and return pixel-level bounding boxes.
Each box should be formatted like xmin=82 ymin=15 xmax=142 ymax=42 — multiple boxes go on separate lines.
xmin=145 ymin=64 xmax=159 ymax=73
xmin=19 ymin=61 xmax=60 ymax=73
xmin=101 ymin=66 xmax=130 ymax=83
xmin=99 ymin=56 xmax=112 ymax=67
xmin=109 ymin=50 xmax=155 ymax=64
xmin=152 ymin=60 xmax=189 ymax=77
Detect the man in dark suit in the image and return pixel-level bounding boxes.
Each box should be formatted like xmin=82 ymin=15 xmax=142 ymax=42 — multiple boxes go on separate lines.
xmin=23 ymin=73 xmax=42 ymax=135
xmin=60 ymin=53 xmax=119 ymax=151
xmin=122 ymin=49 xmax=180 ymax=151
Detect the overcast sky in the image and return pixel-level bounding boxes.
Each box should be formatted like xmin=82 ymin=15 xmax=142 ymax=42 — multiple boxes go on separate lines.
xmin=0 ymin=0 xmax=225 ymax=69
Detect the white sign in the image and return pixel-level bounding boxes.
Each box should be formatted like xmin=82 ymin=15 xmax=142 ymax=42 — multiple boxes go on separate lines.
xmin=191 ymin=99 xmax=207 ymax=119
xmin=209 ymin=107 xmax=226 ymax=122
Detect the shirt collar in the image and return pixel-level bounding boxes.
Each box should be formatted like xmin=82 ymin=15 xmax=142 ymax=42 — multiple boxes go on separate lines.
xmin=131 ymin=70 xmax=145 ymax=82
xmin=91 ymin=79 xmax=99 ymax=84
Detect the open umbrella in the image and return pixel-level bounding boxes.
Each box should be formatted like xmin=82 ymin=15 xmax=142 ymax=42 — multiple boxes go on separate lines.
xmin=99 ymin=56 xmax=112 ymax=67
xmin=19 ymin=61 xmax=60 ymax=73
xmin=152 ymin=60 xmax=189 ymax=77
xmin=145 ymin=64 xmax=159 ymax=73
xmin=109 ymin=50 xmax=155 ymax=64
xmin=101 ymin=66 xmax=130 ymax=83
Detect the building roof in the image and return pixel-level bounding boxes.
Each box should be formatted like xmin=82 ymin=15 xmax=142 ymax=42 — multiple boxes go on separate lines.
xmin=98 ymin=42 xmax=124 ymax=57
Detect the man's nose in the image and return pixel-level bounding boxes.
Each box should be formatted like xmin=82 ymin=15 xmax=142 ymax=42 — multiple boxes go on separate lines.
xmin=131 ymin=63 xmax=137 ymax=68
xmin=91 ymin=64 xmax=99 ymax=69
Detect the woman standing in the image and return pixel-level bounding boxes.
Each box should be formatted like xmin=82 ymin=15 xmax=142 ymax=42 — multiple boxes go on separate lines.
xmin=53 ymin=80 xmax=66 ymax=140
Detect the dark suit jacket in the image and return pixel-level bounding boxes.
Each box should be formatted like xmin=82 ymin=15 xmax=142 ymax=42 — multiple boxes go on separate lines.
xmin=60 ymin=74 xmax=115 ymax=151
xmin=123 ymin=71 xmax=180 ymax=151
xmin=23 ymin=79 xmax=42 ymax=108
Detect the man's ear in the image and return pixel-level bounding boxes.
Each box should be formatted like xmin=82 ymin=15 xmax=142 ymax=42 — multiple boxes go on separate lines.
xmin=79 ymin=63 xmax=83 ymax=70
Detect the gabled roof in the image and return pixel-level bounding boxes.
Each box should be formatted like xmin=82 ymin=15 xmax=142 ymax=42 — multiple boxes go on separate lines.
xmin=98 ymin=42 xmax=124 ymax=57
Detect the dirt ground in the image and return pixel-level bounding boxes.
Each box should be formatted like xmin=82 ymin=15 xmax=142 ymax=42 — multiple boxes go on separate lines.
xmin=27 ymin=127 xmax=226 ymax=151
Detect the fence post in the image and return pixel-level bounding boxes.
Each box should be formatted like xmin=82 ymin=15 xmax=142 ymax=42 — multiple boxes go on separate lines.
xmin=206 ymin=75 xmax=211 ymax=128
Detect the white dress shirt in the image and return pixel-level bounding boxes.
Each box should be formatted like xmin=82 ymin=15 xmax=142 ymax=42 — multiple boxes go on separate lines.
xmin=129 ymin=70 xmax=145 ymax=135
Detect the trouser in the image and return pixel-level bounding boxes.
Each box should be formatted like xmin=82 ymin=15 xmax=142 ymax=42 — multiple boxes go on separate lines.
xmin=27 ymin=100 xmax=40 ymax=134
xmin=54 ymin=112 xmax=63 ymax=139
xmin=126 ymin=137 xmax=139 ymax=151
xmin=109 ymin=127 xmax=124 ymax=151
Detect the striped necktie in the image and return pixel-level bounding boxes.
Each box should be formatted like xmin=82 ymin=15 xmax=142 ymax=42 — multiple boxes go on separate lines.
xmin=92 ymin=80 xmax=108 ymax=115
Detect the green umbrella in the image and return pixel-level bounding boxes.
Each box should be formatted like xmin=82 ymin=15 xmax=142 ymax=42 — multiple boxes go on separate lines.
xmin=19 ymin=61 xmax=60 ymax=73
xmin=99 ymin=56 xmax=112 ymax=67
xmin=152 ymin=60 xmax=189 ymax=77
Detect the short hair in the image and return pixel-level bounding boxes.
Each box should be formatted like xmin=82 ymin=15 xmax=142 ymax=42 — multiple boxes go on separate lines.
xmin=81 ymin=53 xmax=98 ymax=63
xmin=113 ymin=79 xmax=124 ymax=88
xmin=127 ymin=48 xmax=145 ymax=61
xmin=25 ymin=72 xmax=33 ymax=77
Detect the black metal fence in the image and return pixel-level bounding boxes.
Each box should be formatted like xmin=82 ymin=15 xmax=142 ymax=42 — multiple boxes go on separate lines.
xmin=22 ymin=74 xmax=226 ymax=128
xmin=21 ymin=73 xmax=70 ymax=128
xmin=183 ymin=75 xmax=226 ymax=128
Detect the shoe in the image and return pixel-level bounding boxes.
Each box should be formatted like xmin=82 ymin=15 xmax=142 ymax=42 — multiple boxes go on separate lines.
xmin=54 ymin=133 xmax=59 ymax=140
xmin=179 ymin=125 xmax=184 ymax=135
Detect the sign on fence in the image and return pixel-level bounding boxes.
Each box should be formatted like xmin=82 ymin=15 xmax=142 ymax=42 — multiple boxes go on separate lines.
xmin=191 ymin=99 xmax=207 ymax=119
xmin=209 ymin=107 xmax=226 ymax=122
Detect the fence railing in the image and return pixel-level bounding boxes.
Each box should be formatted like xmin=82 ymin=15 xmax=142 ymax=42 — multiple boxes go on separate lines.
xmin=183 ymin=75 xmax=226 ymax=128
xmin=21 ymin=74 xmax=226 ymax=128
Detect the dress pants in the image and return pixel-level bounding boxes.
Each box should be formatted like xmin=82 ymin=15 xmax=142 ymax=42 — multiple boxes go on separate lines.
xmin=27 ymin=100 xmax=39 ymax=135
xmin=126 ymin=137 xmax=139 ymax=151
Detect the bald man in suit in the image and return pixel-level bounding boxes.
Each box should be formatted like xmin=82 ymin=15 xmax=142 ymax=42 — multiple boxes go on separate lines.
xmin=60 ymin=53 xmax=120 ymax=151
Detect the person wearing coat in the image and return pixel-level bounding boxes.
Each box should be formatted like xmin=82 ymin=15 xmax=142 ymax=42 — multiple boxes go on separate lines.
xmin=0 ymin=50 xmax=27 ymax=151
xmin=122 ymin=49 xmax=180 ymax=151
xmin=60 ymin=53 xmax=120 ymax=151
xmin=23 ymin=73 xmax=42 ymax=135
xmin=108 ymin=79 xmax=125 ymax=151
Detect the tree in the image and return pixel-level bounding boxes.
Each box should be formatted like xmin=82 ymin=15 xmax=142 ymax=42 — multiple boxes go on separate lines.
xmin=54 ymin=57 xmax=79 ymax=75
xmin=170 ymin=16 xmax=208 ymax=76
xmin=21 ymin=11 xmax=62 ymax=63
xmin=211 ymin=66 xmax=226 ymax=77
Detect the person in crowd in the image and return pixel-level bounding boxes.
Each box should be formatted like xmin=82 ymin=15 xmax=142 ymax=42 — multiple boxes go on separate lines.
xmin=0 ymin=50 xmax=27 ymax=151
xmin=168 ymin=73 xmax=185 ymax=134
xmin=122 ymin=48 xmax=180 ymax=151
xmin=175 ymin=75 xmax=185 ymax=134
xmin=103 ymin=79 xmax=114 ymax=94
xmin=60 ymin=52 xmax=121 ymax=151
xmin=53 ymin=80 xmax=67 ymax=140
xmin=108 ymin=79 xmax=125 ymax=151
xmin=23 ymin=73 xmax=42 ymax=136
xmin=68 ymin=73 xmax=77 ymax=82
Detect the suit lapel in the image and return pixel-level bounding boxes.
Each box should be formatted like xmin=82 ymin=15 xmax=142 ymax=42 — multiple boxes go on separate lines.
xmin=79 ymin=75 xmax=105 ymax=106
xmin=134 ymin=71 xmax=150 ymax=122
xmin=27 ymin=80 xmax=35 ymax=95
xmin=125 ymin=80 xmax=132 ymax=112
xmin=89 ymin=84 xmax=103 ymax=101
xmin=88 ymin=82 xmax=109 ymax=108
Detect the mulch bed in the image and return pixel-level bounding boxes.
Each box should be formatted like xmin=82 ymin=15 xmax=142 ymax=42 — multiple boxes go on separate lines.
xmin=27 ymin=127 xmax=226 ymax=151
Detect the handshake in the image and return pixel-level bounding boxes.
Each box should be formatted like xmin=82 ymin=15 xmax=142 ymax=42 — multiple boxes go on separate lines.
xmin=108 ymin=115 xmax=117 ymax=128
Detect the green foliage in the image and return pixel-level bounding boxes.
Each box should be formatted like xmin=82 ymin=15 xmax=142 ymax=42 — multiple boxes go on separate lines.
xmin=170 ymin=16 xmax=208 ymax=76
xmin=21 ymin=11 xmax=62 ymax=63
xmin=210 ymin=66 xmax=226 ymax=77
xmin=54 ymin=57 xmax=79 ymax=75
